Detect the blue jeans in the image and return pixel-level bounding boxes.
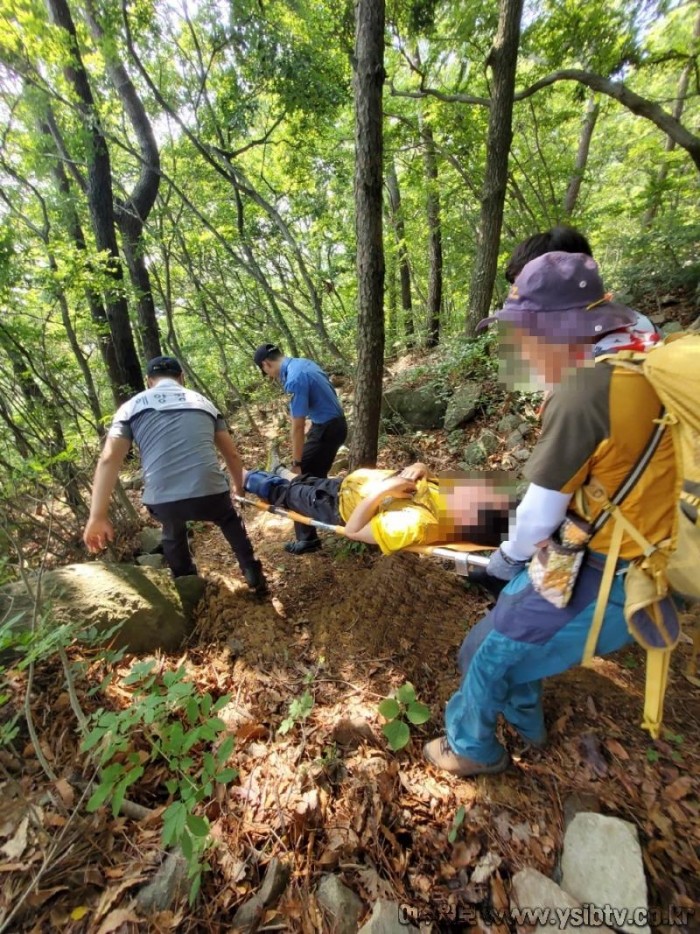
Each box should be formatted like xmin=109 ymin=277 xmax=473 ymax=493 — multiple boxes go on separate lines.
xmin=445 ymin=561 xmax=632 ymax=765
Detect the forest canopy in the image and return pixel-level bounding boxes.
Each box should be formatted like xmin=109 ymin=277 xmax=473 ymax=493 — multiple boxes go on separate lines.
xmin=0 ymin=0 xmax=698 ymax=537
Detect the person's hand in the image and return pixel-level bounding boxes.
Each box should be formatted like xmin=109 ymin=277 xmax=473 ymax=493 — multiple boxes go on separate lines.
xmin=486 ymin=545 xmax=528 ymax=581
xmin=399 ymin=462 xmax=428 ymax=481
xmin=379 ymin=475 xmax=417 ymax=498
xmin=83 ymin=517 xmax=114 ymax=553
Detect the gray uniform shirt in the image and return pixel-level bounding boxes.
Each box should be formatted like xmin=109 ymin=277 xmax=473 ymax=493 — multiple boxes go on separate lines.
xmin=108 ymin=379 xmax=229 ymax=505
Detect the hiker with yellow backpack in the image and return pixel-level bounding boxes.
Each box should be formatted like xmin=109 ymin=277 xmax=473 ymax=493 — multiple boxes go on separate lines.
xmin=424 ymin=251 xmax=698 ymax=778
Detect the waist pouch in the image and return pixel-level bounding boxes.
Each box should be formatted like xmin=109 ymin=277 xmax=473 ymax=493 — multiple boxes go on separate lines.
xmin=528 ymin=515 xmax=592 ymax=609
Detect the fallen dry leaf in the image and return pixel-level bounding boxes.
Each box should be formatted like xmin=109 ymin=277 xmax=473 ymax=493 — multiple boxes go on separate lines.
xmin=605 ymin=739 xmax=629 ymax=761
xmin=664 ymin=776 xmax=693 ymax=801
xmin=96 ymin=907 xmax=142 ymax=934
xmin=471 ymin=851 xmax=502 ymax=885
xmin=0 ymin=816 xmax=28 ymax=861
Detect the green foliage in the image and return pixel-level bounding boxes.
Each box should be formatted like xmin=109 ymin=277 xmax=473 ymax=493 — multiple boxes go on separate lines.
xmin=378 ymin=681 xmax=431 ymax=751
xmin=278 ymin=688 xmax=315 ymax=735
xmin=448 ymin=804 xmax=466 ymax=844
xmin=81 ymin=661 xmax=236 ymax=903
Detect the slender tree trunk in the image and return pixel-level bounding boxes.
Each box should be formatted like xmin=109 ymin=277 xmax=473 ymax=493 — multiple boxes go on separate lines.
xmin=563 ymin=95 xmax=599 ymax=217
xmin=84 ymin=0 xmax=162 ymax=360
xmin=45 ymin=0 xmax=143 ymax=401
xmin=39 ymin=118 xmax=123 ymax=406
xmin=467 ymin=0 xmax=524 ymax=333
xmin=386 ymin=234 xmax=397 ymax=347
xmin=643 ymin=8 xmax=700 ymax=227
xmin=350 ymin=0 xmax=385 ymax=470
xmin=420 ymin=115 xmax=443 ymax=348
xmin=385 ymin=159 xmax=414 ymax=348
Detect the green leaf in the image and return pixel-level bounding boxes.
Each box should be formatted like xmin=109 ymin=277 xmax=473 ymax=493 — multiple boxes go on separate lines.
xmin=396 ymin=682 xmax=416 ymax=705
xmin=179 ymin=827 xmax=193 ymax=861
xmin=185 ymin=697 xmax=199 ymax=724
xmin=406 ymin=701 xmax=431 ymax=726
xmin=87 ymin=780 xmax=115 ymax=813
xmin=162 ymin=801 xmax=187 ymax=846
xmin=378 ymin=698 xmax=401 ymax=721
xmin=186 ymin=814 xmax=210 ymax=838
xmin=382 ymin=719 xmax=411 ymax=751
xmin=448 ymin=804 xmax=466 ymax=843
xmin=216 ymin=768 xmax=238 ymax=784
xmin=112 ymin=766 xmax=144 ymax=816
xmin=217 ymin=736 xmax=235 ymax=764
xmin=646 ymin=748 xmax=660 ymax=764
xmin=189 ymin=869 xmax=202 ymax=905
xmin=211 ymin=695 xmax=231 ymax=713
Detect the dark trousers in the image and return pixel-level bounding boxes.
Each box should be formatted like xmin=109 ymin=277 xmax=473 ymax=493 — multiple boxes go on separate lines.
xmin=296 ymin=415 xmax=347 ymax=542
xmin=148 ymin=491 xmax=257 ymax=578
xmin=269 ymin=476 xmax=343 ymax=528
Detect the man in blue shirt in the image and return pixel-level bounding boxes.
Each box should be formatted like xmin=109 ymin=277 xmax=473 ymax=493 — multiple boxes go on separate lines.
xmin=254 ymin=343 xmax=347 ymax=555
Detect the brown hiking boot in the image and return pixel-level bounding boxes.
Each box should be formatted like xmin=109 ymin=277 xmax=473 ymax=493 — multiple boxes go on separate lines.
xmin=423 ymin=736 xmax=510 ymax=777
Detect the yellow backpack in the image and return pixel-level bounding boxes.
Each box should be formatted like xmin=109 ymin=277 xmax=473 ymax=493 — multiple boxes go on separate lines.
xmin=582 ymin=333 xmax=700 ymax=738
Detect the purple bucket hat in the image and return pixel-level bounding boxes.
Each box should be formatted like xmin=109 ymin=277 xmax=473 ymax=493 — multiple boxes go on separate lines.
xmin=476 ymin=252 xmax=637 ymax=342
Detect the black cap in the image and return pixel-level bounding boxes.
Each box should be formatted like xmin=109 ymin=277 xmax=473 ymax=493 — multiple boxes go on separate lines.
xmin=253 ymin=343 xmax=281 ymax=370
xmin=146 ymin=356 xmax=183 ymax=377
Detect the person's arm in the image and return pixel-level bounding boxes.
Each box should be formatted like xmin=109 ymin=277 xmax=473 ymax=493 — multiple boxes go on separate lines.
xmin=501 ymin=484 xmax=573 ymax=561
xmin=214 ymin=430 xmax=245 ymax=495
xmin=344 ymin=475 xmax=415 ymax=540
xmin=83 ymin=436 xmax=132 ymax=552
xmin=290 ymin=416 xmax=306 ymax=472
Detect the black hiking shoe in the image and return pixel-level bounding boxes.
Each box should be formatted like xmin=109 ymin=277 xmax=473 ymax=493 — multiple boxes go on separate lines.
xmin=243 ymin=560 xmax=269 ymax=595
xmin=284 ymin=539 xmax=322 ymax=556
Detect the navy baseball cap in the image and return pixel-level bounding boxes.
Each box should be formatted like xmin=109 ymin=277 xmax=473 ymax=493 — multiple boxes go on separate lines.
xmin=253 ymin=343 xmax=281 ymax=370
xmin=146 ymin=356 xmax=183 ymax=377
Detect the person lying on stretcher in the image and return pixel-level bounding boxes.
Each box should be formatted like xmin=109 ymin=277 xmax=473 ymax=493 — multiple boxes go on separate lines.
xmin=243 ymin=462 xmax=514 ymax=554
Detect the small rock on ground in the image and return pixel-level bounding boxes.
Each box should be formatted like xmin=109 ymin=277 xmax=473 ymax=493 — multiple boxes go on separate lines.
xmin=358 ymin=899 xmax=418 ymax=934
xmin=560 ymin=812 xmax=650 ymax=934
xmin=137 ymin=554 xmax=165 ymax=569
xmin=140 ymin=527 xmax=164 ymax=554
xmin=511 ymin=867 xmax=613 ymax=934
xmin=136 ymin=848 xmax=188 ymax=913
xmin=316 ymin=874 xmax=363 ymax=933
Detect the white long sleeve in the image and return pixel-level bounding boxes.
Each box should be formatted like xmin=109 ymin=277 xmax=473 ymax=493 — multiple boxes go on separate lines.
xmin=501 ymin=483 xmax=573 ymax=562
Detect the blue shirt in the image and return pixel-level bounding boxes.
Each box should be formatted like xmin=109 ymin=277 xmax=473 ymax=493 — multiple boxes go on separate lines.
xmin=280 ymin=357 xmax=344 ymax=424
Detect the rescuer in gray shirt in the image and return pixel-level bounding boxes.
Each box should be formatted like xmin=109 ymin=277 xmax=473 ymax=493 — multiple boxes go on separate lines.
xmin=83 ymin=356 xmax=267 ymax=595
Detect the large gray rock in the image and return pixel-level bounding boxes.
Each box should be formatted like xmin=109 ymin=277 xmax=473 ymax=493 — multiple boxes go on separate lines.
xmin=140 ymin=527 xmax=163 ymax=554
xmin=136 ymin=848 xmax=188 ymax=913
xmin=443 ymin=382 xmax=482 ymax=432
xmin=0 ymin=563 xmax=197 ymax=654
xmin=317 ymin=874 xmax=363 ymax=933
xmin=560 ymin=813 xmax=650 ymax=934
xmin=383 ymin=385 xmax=447 ymax=430
xmin=358 ymin=899 xmax=418 ymax=934
xmin=511 ymin=868 xmax=613 ymax=934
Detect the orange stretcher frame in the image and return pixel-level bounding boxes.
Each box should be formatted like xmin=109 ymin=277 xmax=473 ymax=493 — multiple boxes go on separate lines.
xmin=233 ymin=495 xmax=492 ymax=575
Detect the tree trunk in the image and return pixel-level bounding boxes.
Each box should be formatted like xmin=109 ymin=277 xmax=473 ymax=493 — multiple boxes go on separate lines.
xmin=385 ymin=159 xmax=414 ymax=347
xmin=39 ymin=118 xmax=123 ymax=406
xmin=350 ymin=0 xmax=385 ymax=470
xmin=45 ymin=0 xmax=143 ymax=401
xmin=84 ymin=0 xmax=162 ymax=361
xmin=467 ymin=0 xmax=524 ymax=333
xmin=643 ymin=8 xmax=700 ymax=226
xmin=420 ymin=115 xmax=443 ymax=348
xmin=563 ymin=95 xmax=599 ymax=217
